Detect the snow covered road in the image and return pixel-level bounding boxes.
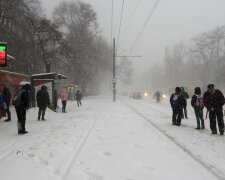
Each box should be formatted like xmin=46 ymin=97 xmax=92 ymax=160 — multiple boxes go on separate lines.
xmin=0 ymin=96 xmax=224 ymax=180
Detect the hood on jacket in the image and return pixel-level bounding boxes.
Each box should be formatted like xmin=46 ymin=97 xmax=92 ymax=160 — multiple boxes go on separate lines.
xmin=194 ymin=87 xmax=201 ymax=95
xmin=22 ymin=84 xmax=31 ymax=91
xmin=175 ymin=87 xmax=181 ymax=94
xmin=3 ymin=87 xmax=9 ymax=93
xmin=41 ymin=85 xmax=47 ymax=91
xmin=61 ymin=89 xmax=67 ymax=94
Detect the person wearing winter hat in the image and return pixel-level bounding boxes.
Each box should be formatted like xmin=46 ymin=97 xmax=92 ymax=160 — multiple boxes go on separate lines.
xmin=203 ymin=84 xmax=225 ymax=135
xmin=14 ymin=84 xmax=30 ymax=134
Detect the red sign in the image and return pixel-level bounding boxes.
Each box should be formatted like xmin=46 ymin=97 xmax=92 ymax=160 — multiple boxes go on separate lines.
xmin=0 ymin=51 xmax=6 ymax=59
xmin=0 ymin=52 xmax=6 ymax=65
xmin=0 ymin=42 xmax=7 ymax=67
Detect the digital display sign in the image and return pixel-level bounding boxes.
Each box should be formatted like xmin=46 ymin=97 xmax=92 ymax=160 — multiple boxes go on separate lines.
xmin=0 ymin=42 xmax=7 ymax=67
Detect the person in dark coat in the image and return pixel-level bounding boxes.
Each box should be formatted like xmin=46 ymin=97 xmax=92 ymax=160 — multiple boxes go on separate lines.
xmin=155 ymin=91 xmax=161 ymax=103
xmin=2 ymin=87 xmax=11 ymax=121
xmin=203 ymin=84 xmax=225 ymax=135
xmin=15 ymin=84 xmax=30 ymax=134
xmin=75 ymin=90 xmax=82 ymax=107
xmin=170 ymin=87 xmax=185 ymax=126
xmin=181 ymin=86 xmax=189 ymax=119
xmin=191 ymin=87 xmax=205 ymax=129
xmin=36 ymin=85 xmax=50 ymax=120
xmin=0 ymin=93 xmax=4 ymax=119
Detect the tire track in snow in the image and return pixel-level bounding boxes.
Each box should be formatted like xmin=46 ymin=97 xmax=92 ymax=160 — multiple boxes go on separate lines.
xmin=121 ymin=99 xmax=225 ymax=180
xmin=55 ymin=115 xmax=98 ymax=180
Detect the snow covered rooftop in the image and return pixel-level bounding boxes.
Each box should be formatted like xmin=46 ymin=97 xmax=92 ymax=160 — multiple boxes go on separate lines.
xmin=31 ymin=72 xmax=67 ymax=80
xmin=2 ymin=70 xmax=30 ymax=78
xmin=20 ymin=81 xmax=31 ymax=86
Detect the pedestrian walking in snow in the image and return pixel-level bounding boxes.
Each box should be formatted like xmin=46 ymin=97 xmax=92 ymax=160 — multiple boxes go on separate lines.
xmin=155 ymin=91 xmax=161 ymax=103
xmin=181 ymin=86 xmax=189 ymax=119
xmin=36 ymin=85 xmax=50 ymax=121
xmin=203 ymin=84 xmax=225 ymax=135
xmin=170 ymin=87 xmax=185 ymax=126
xmin=13 ymin=84 xmax=30 ymax=134
xmin=191 ymin=87 xmax=205 ymax=129
xmin=75 ymin=90 xmax=82 ymax=107
xmin=0 ymin=92 xmax=4 ymax=119
xmin=61 ymin=89 xmax=68 ymax=113
xmin=2 ymin=87 xmax=11 ymax=121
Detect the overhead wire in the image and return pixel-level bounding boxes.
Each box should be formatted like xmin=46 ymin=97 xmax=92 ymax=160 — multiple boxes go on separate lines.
xmin=111 ymin=0 xmax=114 ymax=46
xmin=117 ymin=0 xmax=125 ymax=49
xmin=121 ymin=0 xmax=141 ymax=44
xmin=130 ymin=0 xmax=160 ymax=51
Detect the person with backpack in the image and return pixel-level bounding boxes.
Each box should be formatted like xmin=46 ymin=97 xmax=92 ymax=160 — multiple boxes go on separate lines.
xmin=13 ymin=84 xmax=30 ymax=134
xmin=36 ymin=85 xmax=50 ymax=121
xmin=181 ymin=86 xmax=189 ymax=119
xmin=170 ymin=87 xmax=185 ymax=126
xmin=61 ymin=89 xmax=68 ymax=113
xmin=203 ymin=84 xmax=225 ymax=135
xmin=2 ymin=87 xmax=11 ymax=122
xmin=75 ymin=90 xmax=82 ymax=107
xmin=191 ymin=87 xmax=205 ymax=129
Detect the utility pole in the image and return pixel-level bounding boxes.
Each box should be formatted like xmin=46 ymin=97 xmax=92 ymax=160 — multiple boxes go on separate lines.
xmin=112 ymin=38 xmax=116 ymax=102
xmin=112 ymin=38 xmax=141 ymax=102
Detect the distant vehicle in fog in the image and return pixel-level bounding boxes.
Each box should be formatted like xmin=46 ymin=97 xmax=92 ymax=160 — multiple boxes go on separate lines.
xmin=131 ymin=92 xmax=142 ymax=99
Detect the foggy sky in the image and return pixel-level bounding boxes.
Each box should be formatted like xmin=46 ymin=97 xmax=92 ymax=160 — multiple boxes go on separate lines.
xmin=40 ymin=0 xmax=225 ymax=73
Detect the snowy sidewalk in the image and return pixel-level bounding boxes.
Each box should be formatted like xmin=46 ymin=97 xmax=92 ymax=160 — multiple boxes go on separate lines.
xmin=123 ymin=97 xmax=225 ymax=180
xmin=0 ymin=97 xmax=220 ymax=180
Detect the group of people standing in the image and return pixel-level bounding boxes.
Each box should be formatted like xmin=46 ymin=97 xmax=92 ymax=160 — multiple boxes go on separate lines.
xmin=170 ymin=84 xmax=225 ymax=135
xmin=0 ymin=84 xmax=83 ymax=135
xmin=36 ymin=87 xmax=82 ymax=120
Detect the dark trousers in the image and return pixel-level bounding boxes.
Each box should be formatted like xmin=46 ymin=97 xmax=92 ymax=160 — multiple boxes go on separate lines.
xmin=62 ymin=100 xmax=67 ymax=112
xmin=156 ymin=97 xmax=160 ymax=103
xmin=182 ymin=104 xmax=188 ymax=118
xmin=77 ymin=100 xmax=82 ymax=106
xmin=4 ymin=105 xmax=11 ymax=120
xmin=209 ymin=109 xmax=224 ymax=133
xmin=38 ymin=107 xmax=47 ymax=120
xmin=16 ymin=107 xmax=26 ymax=132
xmin=194 ymin=108 xmax=204 ymax=128
xmin=172 ymin=108 xmax=183 ymax=125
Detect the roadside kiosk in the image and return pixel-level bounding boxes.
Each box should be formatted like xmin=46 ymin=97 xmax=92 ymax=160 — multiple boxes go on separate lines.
xmin=31 ymin=72 xmax=67 ymax=111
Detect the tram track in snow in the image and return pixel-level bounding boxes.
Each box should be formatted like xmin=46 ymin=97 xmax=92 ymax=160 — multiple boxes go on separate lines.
xmin=121 ymin=98 xmax=225 ymax=180
xmin=130 ymin=98 xmax=213 ymax=134
xmin=55 ymin=115 xmax=98 ymax=180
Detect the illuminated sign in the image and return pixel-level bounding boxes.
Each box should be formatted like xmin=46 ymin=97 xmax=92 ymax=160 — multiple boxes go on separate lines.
xmin=0 ymin=42 xmax=7 ymax=67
